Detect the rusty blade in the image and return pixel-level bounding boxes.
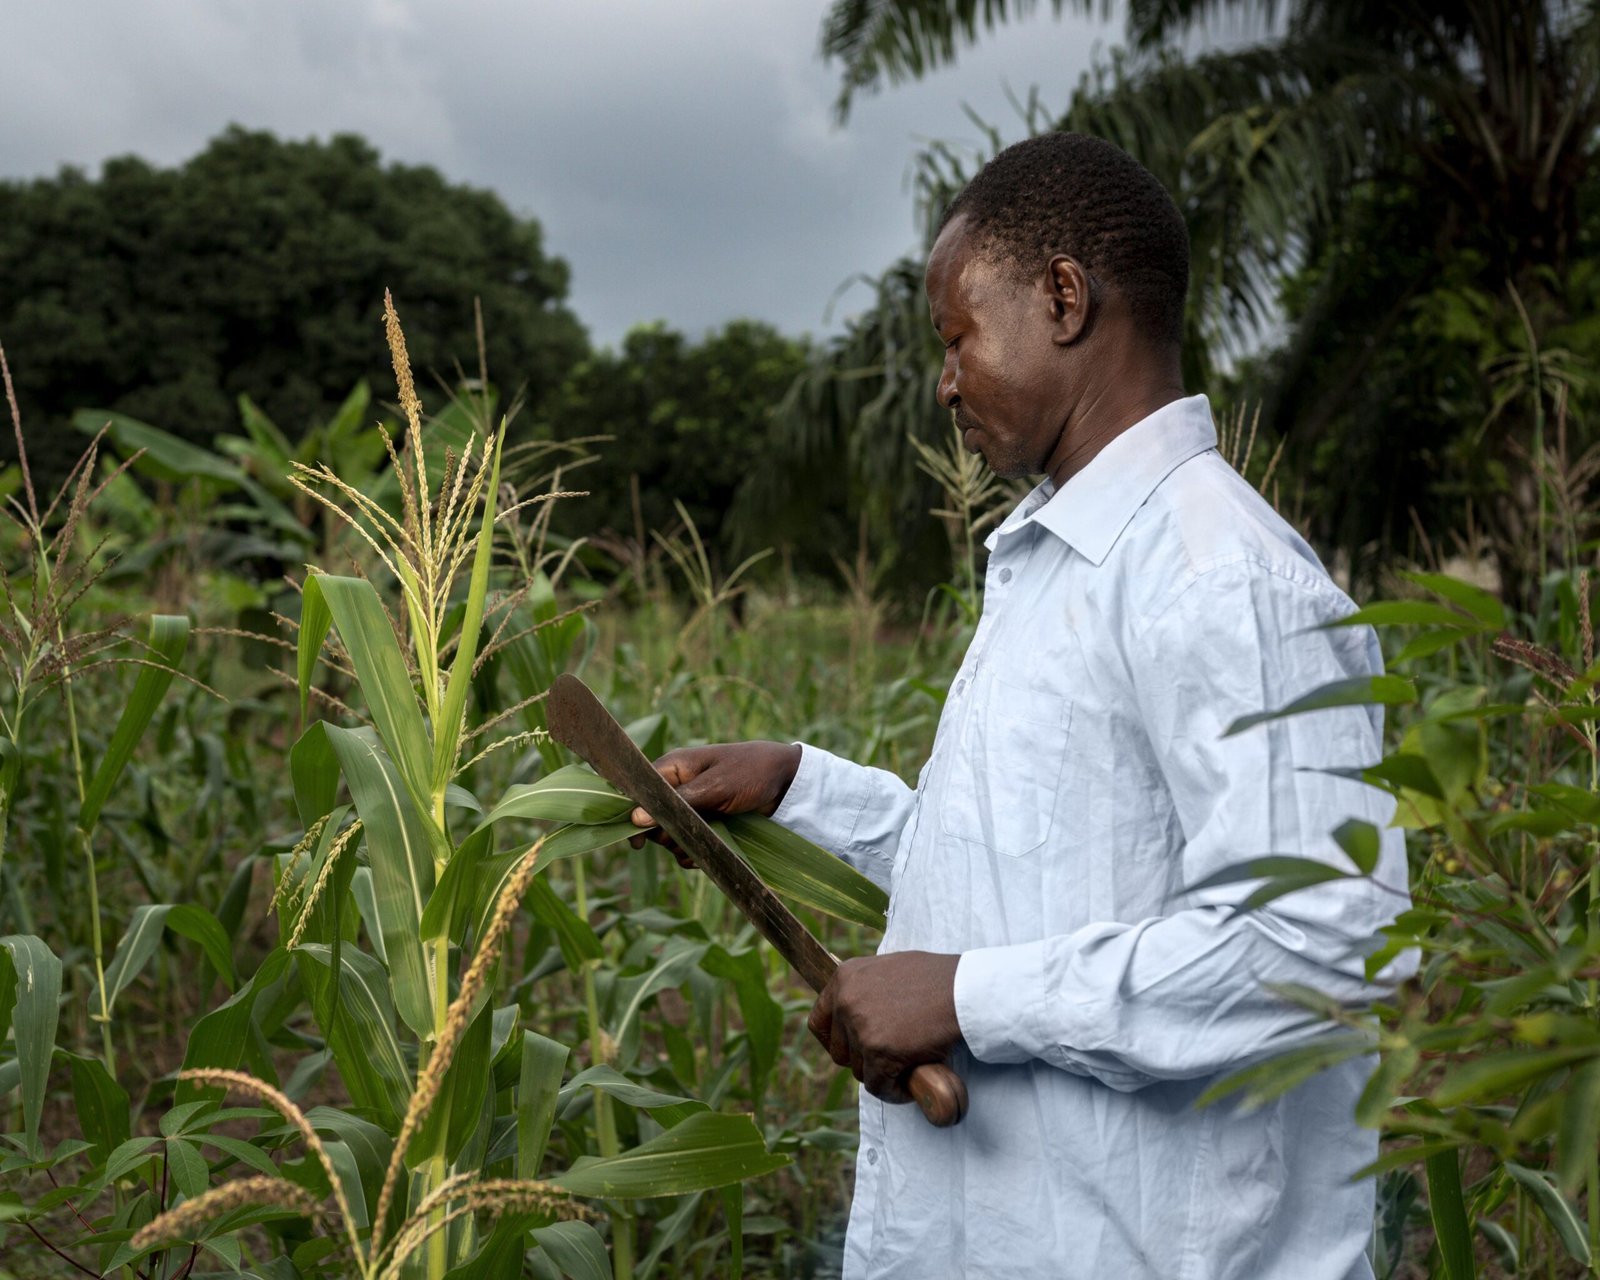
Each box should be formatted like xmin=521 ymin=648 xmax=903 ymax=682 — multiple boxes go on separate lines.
xmin=545 ymin=673 xmax=838 ymax=993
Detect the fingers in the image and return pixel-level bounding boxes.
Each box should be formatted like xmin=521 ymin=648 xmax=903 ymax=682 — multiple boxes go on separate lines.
xmin=808 ymin=985 xmax=839 ymax=1063
xmin=631 ymin=750 xmax=714 ymax=829
xmin=808 ymin=962 xmax=932 ymax=1105
xmin=863 ymin=1063 xmax=912 ymax=1106
xmin=809 ymin=982 xmax=863 ymax=1083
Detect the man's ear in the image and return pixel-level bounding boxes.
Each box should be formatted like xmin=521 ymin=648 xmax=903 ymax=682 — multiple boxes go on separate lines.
xmin=1047 ymin=255 xmax=1092 ymax=346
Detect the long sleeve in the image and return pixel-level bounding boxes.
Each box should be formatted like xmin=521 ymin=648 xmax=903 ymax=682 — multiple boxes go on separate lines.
xmin=770 ymin=743 xmax=916 ymax=892
xmin=952 ymin=558 xmax=1414 ymax=1091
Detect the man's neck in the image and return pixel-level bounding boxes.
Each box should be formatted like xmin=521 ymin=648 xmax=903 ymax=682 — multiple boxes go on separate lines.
xmin=1045 ymin=355 xmax=1187 ymax=490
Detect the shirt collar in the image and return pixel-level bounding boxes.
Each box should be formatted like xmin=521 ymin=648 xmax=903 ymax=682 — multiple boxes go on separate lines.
xmin=983 ymin=394 xmax=1217 ymax=566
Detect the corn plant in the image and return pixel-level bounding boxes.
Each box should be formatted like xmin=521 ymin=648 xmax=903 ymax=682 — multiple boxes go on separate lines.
xmin=0 ymin=297 xmax=905 ymax=1280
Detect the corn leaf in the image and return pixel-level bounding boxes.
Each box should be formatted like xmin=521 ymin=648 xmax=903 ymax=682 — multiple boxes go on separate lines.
xmin=297 ymin=575 xmax=333 ymax=728
xmin=723 ymin=815 xmax=888 ymax=929
xmin=1224 ymin=674 xmax=1416 ymax=737
xmin=525 ymin=874 xmax=602 ymax=970
xmin=96 ymin=903 xmax=236 ymax=1015
xmin=1400 ymin=571 xmax=1507 ymax=629
xmin=420 ymin=823 xmax=493 ymax=944
xmin=410 ymin=1004 xmax=493 ymax=1168
xmin=560 ymin=1065 xmax=707 ymax=1128
xmin=319 ymin=1139 xmax=370 ymax=1229
xmin=1506 ymin=1163 xmax=1591 ymax=1265
xmin=79 ymin=614 xmax=189 ymax=834
xmin=1391 ymin=628 xmax=1474 ymax=666
xmin=289 ymin=721 xmax=340 ymax=828
xmin=1426 ymin=1147 xmax=1476 ymax=1280
xmin=477 ymin=765 xmax=635 ymax=828
xmin=1556 ymin=1059 xmax=1600 ymax=1194
xmin=176 ymin=949 xmax=291 ymax=1104
xmin=469 ymin=823 xmax=638 ymax=947
xmin=517 ymin=1032 xmax=570 ymax=1179
xmin=304 ymin=1105 xmax=393 ymax=1228
xmin=0 ymin=935 xmax=62 ymax=1155
xmin=531 ymin=1222 xmax=610 ymax=1280
xmin=481 ymin=764 xmax=889 ymax=929
xmin=295 ymin=945 xmax=411 ymax=1128
xmin=1433 ymin=1046 xmax=1599 ymax=1106
xmin=553 ymin=1111 xmax=789 ymax=1197
xmin=316 ymin=575 xmax=433 ymax=811
xmin=325 ymin=726 xmax=437 ymax=1040
xmin=1324 ymin=600 xmax=1490 ymax=630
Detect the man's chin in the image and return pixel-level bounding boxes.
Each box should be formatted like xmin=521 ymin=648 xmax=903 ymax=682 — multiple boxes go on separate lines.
xmin=983 ymin=452 xmax=1036 ymax=481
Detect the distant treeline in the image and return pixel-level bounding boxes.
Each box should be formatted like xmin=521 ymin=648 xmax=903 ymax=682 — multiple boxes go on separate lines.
xmin=0 ymin=128 xmax=870 ymax=587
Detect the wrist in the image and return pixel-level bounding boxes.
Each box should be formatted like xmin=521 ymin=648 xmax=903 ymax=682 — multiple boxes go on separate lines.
xmin=765 ymin=742 xmax=803 ymax=814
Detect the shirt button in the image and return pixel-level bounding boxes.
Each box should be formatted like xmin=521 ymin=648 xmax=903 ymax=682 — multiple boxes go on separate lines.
xmin=866 ymin=1147 xmax=879 ymax=1166
xmin=999 ymin=567 xmax=1013 ymax=583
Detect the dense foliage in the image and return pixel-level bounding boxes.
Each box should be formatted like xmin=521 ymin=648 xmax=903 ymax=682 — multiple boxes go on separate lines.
xmin=0 ymin=128 xmax=587 ymax=487
xmin=0 ymin=306 xmax=955 ymax=1279
xmin=534 ymin=321 xmax=828 ymax=577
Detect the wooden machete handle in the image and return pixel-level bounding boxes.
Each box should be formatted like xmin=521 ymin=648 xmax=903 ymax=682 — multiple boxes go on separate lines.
xmin=908 ymin=1063 xmax=968 ymax=1127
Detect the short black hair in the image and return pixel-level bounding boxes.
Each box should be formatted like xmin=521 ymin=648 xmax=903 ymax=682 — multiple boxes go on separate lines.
xmin=940 ymin=132 xmax=1190 ymax=349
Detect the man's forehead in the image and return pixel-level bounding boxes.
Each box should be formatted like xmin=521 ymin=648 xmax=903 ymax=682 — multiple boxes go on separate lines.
xmin=925 ymin=216 xmax=976 ymax=307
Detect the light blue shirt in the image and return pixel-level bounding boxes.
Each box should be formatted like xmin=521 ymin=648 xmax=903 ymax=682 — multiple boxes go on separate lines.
xmin=773 ymin=394 xmax=1412 ymax=1279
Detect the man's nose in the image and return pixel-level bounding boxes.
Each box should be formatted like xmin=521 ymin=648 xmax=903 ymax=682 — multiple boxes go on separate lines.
xmin=937 ymin=361 xmax=958 ymax=409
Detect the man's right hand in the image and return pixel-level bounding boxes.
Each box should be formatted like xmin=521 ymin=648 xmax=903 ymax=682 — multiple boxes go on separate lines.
xmin=627 ymin=741 xmax=803 ymax=863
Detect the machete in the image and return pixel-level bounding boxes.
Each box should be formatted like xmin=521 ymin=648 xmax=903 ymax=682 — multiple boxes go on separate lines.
xmin=546 ymin=672 xmax=967 ymax=1128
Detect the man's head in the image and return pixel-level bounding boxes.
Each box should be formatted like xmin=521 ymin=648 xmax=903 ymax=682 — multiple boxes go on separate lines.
xmin=924 ymin=132 xmax=1189 ymax=481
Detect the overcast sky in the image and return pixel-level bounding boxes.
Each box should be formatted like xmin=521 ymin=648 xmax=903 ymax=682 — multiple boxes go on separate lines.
xmin=0 ymin=1 xmax=1125 ymax=347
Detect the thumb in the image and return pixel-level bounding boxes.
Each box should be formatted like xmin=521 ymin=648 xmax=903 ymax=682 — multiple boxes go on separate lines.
xmin=633 ymin=754 xmax=709 ymax=827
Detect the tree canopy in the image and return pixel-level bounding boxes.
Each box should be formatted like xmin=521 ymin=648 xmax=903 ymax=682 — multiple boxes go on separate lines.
xmin=537 ymin=320 xmax=820 ymax=573
xmin=0 ymin=126 xmax=587 ymax=483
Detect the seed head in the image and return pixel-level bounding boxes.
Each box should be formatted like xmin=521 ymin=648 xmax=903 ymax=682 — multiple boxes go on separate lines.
xmin=372 ymin=838 xmax=546 ymax=1247
xmin=130 ymin=1176 xmax=320 ymax=1252
xmin=178 ymin=1068 xmax=362 ymax=1259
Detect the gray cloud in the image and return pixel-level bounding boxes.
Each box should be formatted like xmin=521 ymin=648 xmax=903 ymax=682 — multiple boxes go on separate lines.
xmin=0 ymin=1 xmax=1118 ymax=345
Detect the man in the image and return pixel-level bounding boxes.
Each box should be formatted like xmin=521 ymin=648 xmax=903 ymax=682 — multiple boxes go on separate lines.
xmin=631 ymin=133 xmax=1411 ymax=1278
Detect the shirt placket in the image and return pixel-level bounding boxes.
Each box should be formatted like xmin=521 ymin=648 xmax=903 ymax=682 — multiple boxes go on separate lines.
xmin=960 ymin=504 xmax=1041 ymax=686
xmin=886 ymin=516 xmax=1038 ymax=931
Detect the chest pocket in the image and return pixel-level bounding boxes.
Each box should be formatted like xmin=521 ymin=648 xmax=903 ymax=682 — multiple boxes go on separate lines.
xmin=939 ymin=670 xmax=1073 ymax=857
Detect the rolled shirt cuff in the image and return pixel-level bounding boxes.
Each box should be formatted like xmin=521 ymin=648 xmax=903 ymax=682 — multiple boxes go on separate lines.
xmin=954 ymin=941 xmax=1049 ymax=1065
xmin=770 ymin=743 xmax=896 ymax=891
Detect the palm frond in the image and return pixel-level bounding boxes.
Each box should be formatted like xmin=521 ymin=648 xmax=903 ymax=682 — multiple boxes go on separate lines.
xmin=820 ymin=0 xmax=1103 ymax=118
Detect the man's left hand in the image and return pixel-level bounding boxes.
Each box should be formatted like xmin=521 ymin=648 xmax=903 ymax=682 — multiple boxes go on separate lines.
xmin=808 ymin=951 xmax=962 ymax=1104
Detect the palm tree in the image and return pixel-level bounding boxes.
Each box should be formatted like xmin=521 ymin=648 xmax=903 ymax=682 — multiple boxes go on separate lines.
xmin=755 ymin=1 xmax=1600 ymax=599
